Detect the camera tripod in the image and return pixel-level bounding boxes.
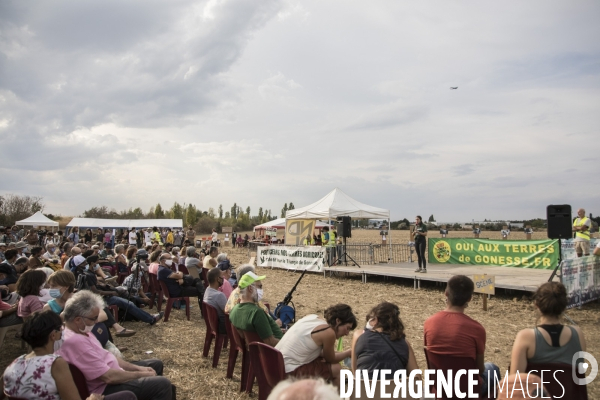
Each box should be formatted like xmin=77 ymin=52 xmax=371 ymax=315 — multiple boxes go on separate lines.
xmin=331 ymin=236 xmax=361 ymax=268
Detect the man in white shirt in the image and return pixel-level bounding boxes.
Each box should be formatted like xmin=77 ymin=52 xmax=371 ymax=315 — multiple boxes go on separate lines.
xmin=144 ymin=229 xmax=152 ymax=246
xmin=211 ymin=229 xmax=218 ymax=247
xmin=129 ymin=228 xmax=138 ymax=246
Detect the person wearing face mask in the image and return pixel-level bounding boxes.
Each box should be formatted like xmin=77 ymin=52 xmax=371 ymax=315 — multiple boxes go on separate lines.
xmin=2 ymin=310 xmax=138 ymax=400
xmin=157 ymin=252 xmax=205 ymax=308
xmin=57 ymin=291 xmax=173 ymax=400
xmin=41 ymin=243 xmax=62 ymax=271
xmin=203 ymin=267 xmax=227 ymax=333
xmin=349 ymin=302 xmax=421 ymax=397
xmin=275 ymin=304 xmax=356 ymax=389
xmin=229 ymin=272 xmax=283 ymax=347
xmin=16 ymin=269 xmax=47 ymax=319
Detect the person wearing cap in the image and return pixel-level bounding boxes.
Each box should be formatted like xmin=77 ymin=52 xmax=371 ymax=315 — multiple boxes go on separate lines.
xmin=229 ymin=272 xmax=283 ymax=347
xmin=203 ymin=267 xmax=228 ymax=333
xmin=157 ymin=252 xmax=205 ymax=308
xmin=15 ymin=241 xmax=28 ymax=258
xmin=0 ymin=242 xmax=6 ymax=262
xmin=216 ymin=256 xmax=233 ymax=298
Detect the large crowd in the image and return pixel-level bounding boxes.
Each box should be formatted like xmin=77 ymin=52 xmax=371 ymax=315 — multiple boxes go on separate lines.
xmin=0 ymin=223 xmax=592 ymax=399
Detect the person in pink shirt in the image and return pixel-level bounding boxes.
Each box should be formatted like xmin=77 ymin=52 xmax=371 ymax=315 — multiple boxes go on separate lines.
xmin=217 ymin=260 xmax=233 ymax=298
xmin=148 ymin=249 xmax=162 ymax=275
xmin=16 ymin=269 xmax=47 ymax=318
xmin=57 ymin=290 xmax=173 ymax=400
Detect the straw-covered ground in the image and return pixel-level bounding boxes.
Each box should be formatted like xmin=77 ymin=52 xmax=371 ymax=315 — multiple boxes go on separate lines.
xmin=1 ymin=230 xmax=598 ymax=399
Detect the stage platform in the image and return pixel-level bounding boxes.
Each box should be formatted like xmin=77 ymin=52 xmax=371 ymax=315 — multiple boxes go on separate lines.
xmin=324 ymin=262 xmax=555 ymax=292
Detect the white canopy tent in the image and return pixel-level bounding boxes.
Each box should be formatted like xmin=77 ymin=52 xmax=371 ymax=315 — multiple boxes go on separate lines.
xmin=16 ymin=211 xmax=59 ymax=228
xmin=286 ymin=188 xmax=390 ymax=220
xmin=253 ymin=218 xmax=332 ymax=231
xmin=66 ymin=218 xmax=183 ymax=229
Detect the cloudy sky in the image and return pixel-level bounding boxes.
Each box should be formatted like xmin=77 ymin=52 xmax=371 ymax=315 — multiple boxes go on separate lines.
xmin=1 ymin=0 xmax=599 ymax=222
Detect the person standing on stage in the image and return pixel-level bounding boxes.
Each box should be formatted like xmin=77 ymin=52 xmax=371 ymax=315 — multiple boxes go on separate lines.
xmin=573 ymin=208 xmax=591 ymax=257
xmin=414 ymin=215 xmax=428 ymax=273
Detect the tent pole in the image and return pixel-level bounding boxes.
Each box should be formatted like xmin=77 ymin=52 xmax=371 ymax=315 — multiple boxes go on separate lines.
xmin=388 ymin=217 xmax=392 ymax=264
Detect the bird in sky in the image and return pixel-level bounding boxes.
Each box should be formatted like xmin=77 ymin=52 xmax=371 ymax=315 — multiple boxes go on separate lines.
xmin=450 ymin=87 xmax=458 ymax=90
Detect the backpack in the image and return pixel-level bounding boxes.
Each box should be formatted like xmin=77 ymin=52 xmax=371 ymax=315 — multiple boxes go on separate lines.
xmin=274 ymin=303 xmax=295 ymax=328
xmin=75 ymin=273 xmax=90 ymax=291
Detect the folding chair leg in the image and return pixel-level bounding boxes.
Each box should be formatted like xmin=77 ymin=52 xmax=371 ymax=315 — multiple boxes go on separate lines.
xmin=185 ymin=298 xmax=191 ymax=321
xmin=163 ymin=300 xmax=174 ymax=322
xmin=203 ymin=331 xmax=213 ymax=357
xmin=240 ymin=354 xmax=250 ymax=392
xmin=245 ymin=360 xmax=255 ymax=393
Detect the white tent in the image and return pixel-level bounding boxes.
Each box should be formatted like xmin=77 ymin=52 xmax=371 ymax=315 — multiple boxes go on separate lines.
xmin=66 ymin=218 xmax=183 ymax=229
xmin=16 ymin=211 xmax=59 ymax=227
xmin=253 ymin=218 xmax=332 ymax=231
xmin=286 ymin=188 xmax=390 ymax=220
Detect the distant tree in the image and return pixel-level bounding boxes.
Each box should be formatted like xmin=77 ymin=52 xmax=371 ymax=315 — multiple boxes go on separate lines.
xmin=281 ymin=203 xmax=288 ymax=218
xmin=288 ymin=202 xmax=295 ymax=210
xmin=208 ymin=207 xmax=216 ymax=219
xmin=131 ymin=207 xmax=144 ymax=219
xmin=452 ymin=223 xmax=462 ymax=230
xmin=218 ymin=204 xmax=223 ymax=220
xmin=225 ymin=211 xmax=231 ymax=219
xmin=155 ymin=203 xmax=165 ymax=218
xmin=231 ymin=203 xmax=237 ymax=220
xmin=246 ymin=206 xmax=251 ymax=217
xmin=428 ymin=215 xmax=435 ymax=222
xmin=186 ymin=204 xmax=198 ymax=227
xmin=170 ymin=202 xmax=184 ymax=219
xmin=147 ymin=206 xmax=155 ymax=219
xmin=258 ymin=207 xmax=264 ymax=221
xmin=0 ymin=194 xmax=45 ymax=226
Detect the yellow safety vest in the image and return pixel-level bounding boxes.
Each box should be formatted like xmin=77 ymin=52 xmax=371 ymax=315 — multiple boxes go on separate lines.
xmin=330 ymin=231 xmax=337 ymax=246
xmin=573 ymin=217 xmax=590 ymax=240
xmin=322 ymin=233 xmax=333 ymax=247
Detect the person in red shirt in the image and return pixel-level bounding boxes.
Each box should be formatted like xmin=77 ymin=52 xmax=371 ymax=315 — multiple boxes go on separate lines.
xmin=424 ymin=275 xmax=499 ymax=397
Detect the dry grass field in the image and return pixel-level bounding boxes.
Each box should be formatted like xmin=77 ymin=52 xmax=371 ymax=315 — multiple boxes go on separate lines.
xmin=1 ymin=230 xmax=598 ymax=399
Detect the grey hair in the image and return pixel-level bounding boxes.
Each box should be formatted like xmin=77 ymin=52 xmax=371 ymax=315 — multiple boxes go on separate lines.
xmin=237 ymin=264 xmax=255 ymax=279
xmin=186 ymin=246 xmax=196 ymax=257
xmin=63 ymin=290 xmax=105 ymax=322
xmin=267 ymin=378 xmax=339 ymax=400
xmin=114 ymin=244 xmax=124 ymax=254
xmin=216 ymin=253 xmax=228 ymax=262
xmin=45 ymin=243 xmax=55 ymax=250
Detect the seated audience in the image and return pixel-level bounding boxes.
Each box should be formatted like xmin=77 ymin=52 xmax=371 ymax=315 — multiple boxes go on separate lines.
xmin=0 ymin=242 xmax=5 ymax=261
xmin=203 ymin=267 xmax=227 ymax=333
xmin=0 ymin=249 xmax=19 ymax=287
xmin=203 ymin=246 xmax=218 ymax=269
xmin=148 ymin=249 xmax=162 ymax=275
xmin=267 ymin=378 xmax=340 ymax=400
xmin=1 ymin=310 xmax=136 ymax=400
xmin=184 ymin=246 xmax=201 ymax=271
xmin=158 ymin=251 xmax=205 ymax=306
xmin=0 ymin=270 xmax=21 ymax=328
xmin=217 ymin=258 xmax=234 ymax=298
xmin=510 ymin=282 xmax=586 ymax=374
xmin=423 ymin=275 xmax=499 ymax=396
xmin=17 ymin=269 xmax=47 ymax=318
xmin=28 ymin=246 xmax=45 ymax=269
xmin=119 ymin=262 xmax=151 ymax=308
xmin=276 ymin=304 xmax=356 ymax=387
xmin=57 ymin=291 xmax=173 ymax=399
xmin=229 ymin=272 xmax=283 ymax=347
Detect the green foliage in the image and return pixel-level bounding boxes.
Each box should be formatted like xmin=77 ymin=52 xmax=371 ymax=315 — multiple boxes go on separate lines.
xmin=218 ymin=205 xmax=223 ymax=220
xmin=390 ymin=218 xmax=410 ymax=229
xmin=155 ymin=203 xmax=164 ymax=218
xmin=428 ymin=214 xmax=435 ymax=222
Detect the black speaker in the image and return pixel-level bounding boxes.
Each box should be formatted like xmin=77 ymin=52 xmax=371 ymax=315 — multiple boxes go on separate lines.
xmin=547 ymin=204 xmax=572 ymax=239
xmin=336 ymin=216 xmax=352 ymax=238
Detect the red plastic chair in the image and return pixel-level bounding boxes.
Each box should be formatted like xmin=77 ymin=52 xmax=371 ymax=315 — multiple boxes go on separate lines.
xmin=424 ymin=347 xmax=481 ymax=399
xmin=148 ymin=272 xmax=162 ymax=309
xmin=157 ymin=280 xmax=190 ymax=322
xmin=249 ymin=342 xmax=287 ymax=400
xmin=108 ymin=305 xmax=119 ymax=321
xmin=202 ymin=302 xmax=229 ymax=367
xmin=68 ymin=363 xmax=91 ymax=398
xmin=526 ymin=362 xmax=588 ymax=400
xmin=178 ymin=265 xmax=189 ymax=275
xmin=240 ymin=330 xmax=264 ymax=393
xmin=200 ymin=268 xmax=209 ymax=287
xmin=225 ymin=315 xmax=253 ymax=392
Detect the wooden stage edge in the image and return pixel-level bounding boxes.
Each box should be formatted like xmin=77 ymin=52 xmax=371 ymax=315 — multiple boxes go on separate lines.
xmin=321 ymin=262 xmax=556 ymax=293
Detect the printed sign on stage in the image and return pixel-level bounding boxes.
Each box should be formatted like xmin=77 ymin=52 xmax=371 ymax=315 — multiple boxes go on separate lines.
xmin=257 ymin=245 xmax=325 ymax=271
xmin=561 ymin=238 xmax=599 ymax=260
xmin=285 ymin=219 xmax=317 ymax=245
xmin=560 ymin=256 xmax=600 ymax=309
xmin=428 ymin=238 xmax=559 ymax=269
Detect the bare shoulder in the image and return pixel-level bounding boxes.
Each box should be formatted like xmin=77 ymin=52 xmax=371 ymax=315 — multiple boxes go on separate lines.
xmin=515 ymin=328 xmax=535 ymax=342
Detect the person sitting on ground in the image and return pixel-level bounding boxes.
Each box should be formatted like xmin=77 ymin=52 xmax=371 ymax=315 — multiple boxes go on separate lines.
xmin=217 ymin=258 xmax=234 ymax=298
xmin=0 ymin=242 xmax=5 ymax=262
xmin=57 ymin=291 xmax=173 ymax=399
xmin=114 ymin=244 xmax=128 ymax=277
xmin=267 ymin=378 xmax=340 ymax=400
xmin=350 ymin=302 xmax=421 ymax=395
xmin=61 ymin=242 xmax=73 ymax=267
xmin=77 ymin=255 xmax=163 ymax=326
xmin=0 ymin=270 xmax=21 ymax=329
xmin=229 ymin=272 xmax=283 ymax=347
xmin=225 ymin=264 xmax=280 ymax=325
xmin=28 ymin=246 xmax=45 ymax=269
xmin=1 ymin=310 xmax=137 ymax=400
xmin=17 ymin=269 xmax=47 ymax=319
xmin=26 ymin=229 xmax=40 ymax=246
xmin=64 ymin=246 xmax=82 ymax=271
xmin=0 ymin=249 xmax=19 ymax=288
xmin=276 ymin=304 xmax=356 ymax=387
xmin=203 ymin=267 xmax=227 ymax=333
xmin=203 ymin=246 xmax=218 ymax=269
xmin=158 ymin=252 xmax=205 ymax=307
xmin=423 ymin=275 xmax=499 ymax=397
xmin=41 ymin=243 xmax=62 ymax=271
xmin=509 ymin=281 xmax=586 ymax=375
xmin=15 ymin=241 xmax=29 ymax=257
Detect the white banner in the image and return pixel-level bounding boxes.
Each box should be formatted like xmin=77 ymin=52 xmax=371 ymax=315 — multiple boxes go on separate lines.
xmin=561 ymin=238 xmax=599 ymax=259
xmin=257 ymin=245 xmax=325 ymax=271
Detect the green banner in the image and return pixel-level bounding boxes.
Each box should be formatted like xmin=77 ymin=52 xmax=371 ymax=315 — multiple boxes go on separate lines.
xmin=428 ymin=238 xmax=559 ymax=269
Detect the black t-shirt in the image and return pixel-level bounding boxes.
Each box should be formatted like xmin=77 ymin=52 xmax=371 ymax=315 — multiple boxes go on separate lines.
xmin=158 ymin=266 xmax=181 ymax=297
xmin=355 ymin=330 xmax=409 ymax=377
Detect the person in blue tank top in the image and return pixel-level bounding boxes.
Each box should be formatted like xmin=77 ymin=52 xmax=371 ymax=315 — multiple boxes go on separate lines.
xmin=510 ymin=281 xmax=586 ymax=374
